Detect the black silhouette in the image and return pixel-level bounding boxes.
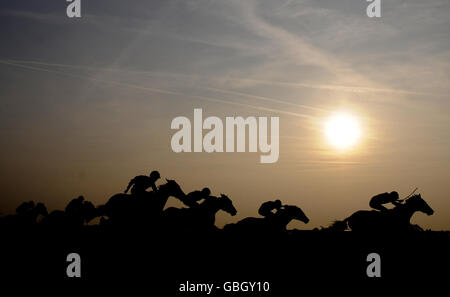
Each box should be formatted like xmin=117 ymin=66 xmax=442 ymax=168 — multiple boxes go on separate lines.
xmin=258 ymin=199 xmax=282 ymax=218
xmin=1 ymin=169 xmax=447 ymax=286
xmin=101 ymin=179 xmax=186 ymax=226
xmin=124 ymin=170 xmax=161 ymax=195
xmin=181 ymin=187 xmax=211 ymax=208
xmin=163 ymin=194 xmax=237 ymax=232
xmin=0 ymin=172 xmax=437 ymax=237
xmin=369 ymin=191 xmax=402 ymax=211
xmin=224 ymin=201 xmax=309 ymax=235
xmin=41 ymin=196 xmax=100 ymax=229
xmin=330 ymin=194 xmax=434 ymax=232
xmin=0 ymin=201 xmax=47 ymax=228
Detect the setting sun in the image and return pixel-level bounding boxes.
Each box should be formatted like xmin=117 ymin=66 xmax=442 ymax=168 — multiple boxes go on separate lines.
xmin=325 ymin=113 xmax=361 ymax=150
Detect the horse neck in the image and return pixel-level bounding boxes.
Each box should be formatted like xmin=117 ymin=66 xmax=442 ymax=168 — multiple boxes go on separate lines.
xmin=273 ymin=210 xmax=293 ymax=228
xmin=160 ymin=184 xmax=185 ymax=200
xmin=155 ymin=185 xmax=172 ymax=208
xmin=157 ymin=186 xmax=170 ymax=198
xmin=198 ymin=199 xmax=221 ymax=218
xmin=394 ymin=203 xmax=417 ymax=223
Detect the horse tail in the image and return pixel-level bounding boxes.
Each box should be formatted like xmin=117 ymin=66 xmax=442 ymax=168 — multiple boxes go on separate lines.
xmin=328 ymin=217 xmax=349 ymax=231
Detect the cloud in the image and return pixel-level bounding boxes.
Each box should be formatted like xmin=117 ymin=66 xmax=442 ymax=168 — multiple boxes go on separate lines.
xmin=0 ymin=59 xmax=314 ymax=119
xmin=213 ymin=0 xmax=418 ymax=101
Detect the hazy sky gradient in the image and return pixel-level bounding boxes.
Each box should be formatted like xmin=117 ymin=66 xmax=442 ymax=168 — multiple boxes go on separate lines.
xmin=1 ymin=0 xmax=449 ymax=229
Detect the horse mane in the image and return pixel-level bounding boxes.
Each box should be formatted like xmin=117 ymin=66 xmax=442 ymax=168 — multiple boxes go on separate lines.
xmin=405 ymin=193 xmax=420 ymax=202
xmin=284 ymin=205 xmax=298 ymax=210
xmin=282 ymin=205 xmax=302 ymax=214
xmin=157 ymin=183 xmax=166 ymax=191
xmin=197 ymin=195 xmax=217 ymax=207
xmin=219 ymin=194 xmax=231 ymax=202
xmin=403 ymin=188 xmax=419 ymax=200
xmin=158 ymin=180 xmax=175 ymax=191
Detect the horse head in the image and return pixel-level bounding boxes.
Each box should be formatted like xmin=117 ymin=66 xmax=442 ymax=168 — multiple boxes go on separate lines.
xmin=283 ymin=205 xmax=309 ymax=224
xmin=218 ymin=194 xmax=237 ymax=216
xmin=405 ymin=194 xmax=434 ymax=216
xmin=35 ymin=202 xmax=48 ymax=217
xmin=16 ymin=201 xmax=35 ymax=215
xmin=161 ymin=179 xmax=186 ymax=199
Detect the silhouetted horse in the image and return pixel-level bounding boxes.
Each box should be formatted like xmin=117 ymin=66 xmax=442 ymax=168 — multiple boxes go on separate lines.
xmin=100 ymin=179 xmax=186 ymax=226
xmin=223 ymin=205 xmax=309 ymax=234
xmin=41 ymin=196 xmax=101 ymax=229
xmin=0 ymin=201 xmax=48 ymax=229
xmin=330 ymin=194 xmax=434 ymax=232
xmin=163 ymin=194 xmax=237 ymax=232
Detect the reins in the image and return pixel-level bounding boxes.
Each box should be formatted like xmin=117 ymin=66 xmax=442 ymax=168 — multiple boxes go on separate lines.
xmin=400 ymin=187 xmax=419 ymax=202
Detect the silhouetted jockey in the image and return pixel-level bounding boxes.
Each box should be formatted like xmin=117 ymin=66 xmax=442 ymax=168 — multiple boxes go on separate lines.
xmin=182 ymin=188 xmax=211 ymax=207
xmin=16 ymin=201 xmax=35 ymax=215
xmin=65 ymin=196 xmax=84 ymax=214
xmin=258 ymin=200 xmax=282 ymax=218
xmin=369 ymin=191 xmax=401 ymax=211
xmin=124 ymin=171 xmax=160 ymax=195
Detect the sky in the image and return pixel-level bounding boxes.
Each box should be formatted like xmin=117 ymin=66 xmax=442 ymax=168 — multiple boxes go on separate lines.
xmin=0 ymin=0 xmax=449 ymax=230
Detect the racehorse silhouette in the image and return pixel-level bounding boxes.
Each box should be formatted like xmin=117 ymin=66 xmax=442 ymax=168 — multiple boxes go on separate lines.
xmin=100 ymin=179 xmax=186 ymax=226
xmin=41 ymin=196 xmax=100 ymax=229
xmin=0 ymin=201 xmax=48 ymax=229
xmin=223 ymin=204 xmax=309 ymax=234
xmin=330 ymin=194 xmax=434 ymax=232
xmin=163 ymin=194 xmax=237 ymax=232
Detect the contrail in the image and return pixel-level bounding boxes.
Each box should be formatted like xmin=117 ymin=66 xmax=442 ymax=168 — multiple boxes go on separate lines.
xmin=0 ymin=60 xmax=315 ymax=119
xmin=0 ymin=59 xmax=324 ymax=113
xmin=0 ymin=59 xmax=104 ymax=72
xmin=0 ymin=59 xmax=432 ymax=96
xmin=216 ymin=77 xmax=432 ymax=96
xmin=203 ymin=86 xmax=327 ymax=112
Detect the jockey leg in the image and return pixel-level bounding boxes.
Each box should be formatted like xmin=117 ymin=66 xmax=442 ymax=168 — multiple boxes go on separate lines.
xmin=369 ymin=199 xmax=388 ymax=211
xmin=371 ymin=204 xmax=388 ymax=211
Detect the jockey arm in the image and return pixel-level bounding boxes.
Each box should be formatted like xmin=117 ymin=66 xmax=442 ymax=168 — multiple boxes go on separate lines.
xmin=179 ymin=195 xmax=199 ymax=208
xmin=258 ymin=200 xmax=281 ymax=217
xmin=392 ymin=200 xmax=402 ymax=207
xmin=124 ymin=178 xmax=135 ymax=193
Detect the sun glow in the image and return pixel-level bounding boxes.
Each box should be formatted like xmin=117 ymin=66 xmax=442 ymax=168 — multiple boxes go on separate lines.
xmin=325 ymin=112 xmax=361 ymax=150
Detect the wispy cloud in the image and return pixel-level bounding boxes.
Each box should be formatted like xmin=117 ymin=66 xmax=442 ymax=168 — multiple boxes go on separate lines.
xmin=0 ymin=59 xmax=432 ymax=97
xmin=0 ymin=59 xmax=315 ymax=119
